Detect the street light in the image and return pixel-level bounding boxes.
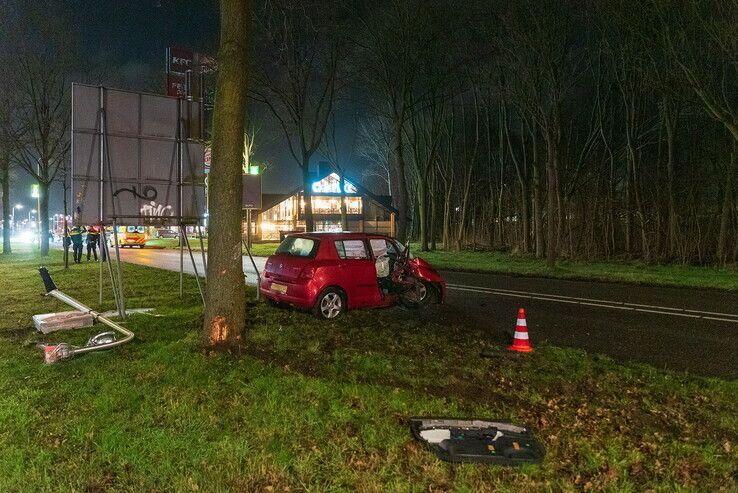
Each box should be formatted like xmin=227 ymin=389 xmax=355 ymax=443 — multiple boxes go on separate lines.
xmin=11 ymin=204 xmax=23 ymax=231
xmin=31 ymin=184 xmax=41 ymax=245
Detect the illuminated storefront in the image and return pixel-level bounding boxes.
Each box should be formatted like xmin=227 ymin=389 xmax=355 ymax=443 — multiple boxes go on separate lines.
xmin=252 ymin=172 xmax=396 ymax=241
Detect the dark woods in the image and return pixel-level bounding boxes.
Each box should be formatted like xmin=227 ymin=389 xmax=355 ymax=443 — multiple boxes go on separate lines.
xmin=2 ymin=0 xmax=736 ymax=266
xmin=253 ymin=0 xmax=738 ymax=266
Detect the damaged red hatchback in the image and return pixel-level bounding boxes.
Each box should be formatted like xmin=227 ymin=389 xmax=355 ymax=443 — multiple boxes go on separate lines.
xmin=260 ymin=232 xmax=446 ymax=319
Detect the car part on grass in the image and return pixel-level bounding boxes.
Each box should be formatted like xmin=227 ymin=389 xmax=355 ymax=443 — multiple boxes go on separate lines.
xmin=36 ymin=267 xmax=134 ymax=364
xmin=410 ymin=417 xmax=545 ymax=465
xmin=33 ymin=311 xmax=95 ymax=334
xmin=99 ymin=308 xmax=154 ymax=318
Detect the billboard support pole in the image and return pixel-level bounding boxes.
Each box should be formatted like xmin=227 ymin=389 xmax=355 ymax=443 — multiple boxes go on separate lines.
xmin=179 ymin=227 xmax=184 ymax=298
xmin=177 ymin=98 xmax=184 ymax=299
xmin=99 ymin=233 xmax=103 ymax=305
xmin=242 ymin=235 xmax=261 ymax=301
xmin=100 ymin=228 xmax=120 ymax=310
xmin=197 ymin=224 xmax=207 ymax=274
xmin=111 ymin=222 xmax=126 ymax=319
xmin=183 ymin=232 xmax=205 ymax=306
xmin=99 ymin=86 xmax=126 ymax=319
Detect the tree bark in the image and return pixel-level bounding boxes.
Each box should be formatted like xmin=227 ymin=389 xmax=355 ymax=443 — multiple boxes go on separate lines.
xmin=545 ymin=131 xmax=560 ymax=268
xmin=302 ymin=158 xmax=315 ymax=231
xmin=663 ymin=99 xmax=679 ymax=258
xmin=1 ymin=153 xmax=10 ymax=254
xmin=203 ymin=0 xmax=249 ymax=351
xmin=39 ymin=182 xmax=49 ymax=256
xmin=429 ymin=170 xmax=437 ymax=250
xmin=717 ymin=151 xmax=735 ymax=265
xmin=392 ymin=117 xmax=409 ymax=242
xmin=338 ymin=174 xmax=348 ymax=231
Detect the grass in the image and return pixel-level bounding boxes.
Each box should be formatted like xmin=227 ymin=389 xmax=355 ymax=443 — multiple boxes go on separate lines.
xmin=0 ymin=245 xmax=736 ymax=491
xmin=144 ymin=237 xmax=208 ymax=251
xmin=146 ymin=237 xmax=278 ymax=257
xmin=413 ymin=248 xmax=738 ymax=291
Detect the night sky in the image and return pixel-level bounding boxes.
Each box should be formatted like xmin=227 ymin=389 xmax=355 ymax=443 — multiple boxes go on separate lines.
xmin=10 ymin=0 xmax=353 ymax=216
xmin=70 ymin=0 xmax=219 ymax=68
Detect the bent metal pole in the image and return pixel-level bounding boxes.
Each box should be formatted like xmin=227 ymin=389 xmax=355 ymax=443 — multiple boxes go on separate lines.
xmin=38 ymin=267 xmax=134 ymax=358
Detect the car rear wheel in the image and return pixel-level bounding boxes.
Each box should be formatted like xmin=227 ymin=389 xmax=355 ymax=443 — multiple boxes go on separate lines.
xmin=313 ymin=288 xmax=345 ymax=320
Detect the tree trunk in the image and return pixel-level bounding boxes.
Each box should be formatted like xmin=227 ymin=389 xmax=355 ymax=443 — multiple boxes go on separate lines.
xmin=418 ymin=171 xmax=428 ymax=251
xmin=533 ymin=168 xmax=543 ymax=257
xmin=339 ymin=174 xmax=348 ymax=231
xmin=1 ymin=155 xmax=10 ymax=255
xmin=39 ymin=182 xmax=50 ymax=256
xmin=662 ymin=99 xmax=679 ymax=258
xmin=392 ymin=117 xmax=409 ymax=242
xmin=532 ymin=132 xmax=543 ymax=258
xmin=203 ymin=0 xmax=249 ymax=351
xmin=429 ymin=170 xmax=437 ymax=251
xmin=302 ymin=154 xmax=315 ymax=231
xmin=442 ymin=187 xmax=451 ymax=249
xmin=545 ymin=127 xmax=560 ymax=268
xmin=717 ymin=152 xmax=735 ymax=265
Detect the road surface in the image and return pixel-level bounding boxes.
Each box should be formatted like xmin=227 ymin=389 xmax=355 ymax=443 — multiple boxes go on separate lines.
xmin=114 ymin=247 xmax=738 ymax=379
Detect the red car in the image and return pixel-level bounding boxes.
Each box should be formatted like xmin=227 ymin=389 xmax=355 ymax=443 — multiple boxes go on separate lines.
xmin=260 ymin=232 xmax=446 ymax=319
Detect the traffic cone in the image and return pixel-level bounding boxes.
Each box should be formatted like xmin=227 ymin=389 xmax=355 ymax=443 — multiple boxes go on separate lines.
xmin=508 ymin=308 xmax=534 ymax=353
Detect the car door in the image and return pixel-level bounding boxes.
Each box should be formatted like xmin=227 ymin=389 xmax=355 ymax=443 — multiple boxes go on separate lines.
xmin=334 ymin=239 xmax=382 ymax=307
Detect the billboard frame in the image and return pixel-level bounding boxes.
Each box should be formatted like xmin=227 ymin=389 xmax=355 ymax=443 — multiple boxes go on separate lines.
xmin=70 ymin=84 xmax=208 ymax=313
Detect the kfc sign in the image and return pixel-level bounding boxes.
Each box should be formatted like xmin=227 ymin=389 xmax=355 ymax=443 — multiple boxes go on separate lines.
xmin=167 ymin=47 xmax=194 ymax=75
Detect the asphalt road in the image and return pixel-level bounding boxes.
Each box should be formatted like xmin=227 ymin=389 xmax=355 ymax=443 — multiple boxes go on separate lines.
xmin=114 ymin=247 xmax=738 ymax=379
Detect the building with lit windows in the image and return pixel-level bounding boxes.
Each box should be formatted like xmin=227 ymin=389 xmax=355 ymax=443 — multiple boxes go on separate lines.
xmin=252 ymin=172 xmax=396 ymax=241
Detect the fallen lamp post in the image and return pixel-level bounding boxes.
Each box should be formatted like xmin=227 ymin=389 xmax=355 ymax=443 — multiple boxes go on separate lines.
xmin=36 ymin=267 xmax=134 ymax=364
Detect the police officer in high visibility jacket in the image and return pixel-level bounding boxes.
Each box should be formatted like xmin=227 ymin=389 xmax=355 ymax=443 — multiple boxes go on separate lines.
xmin=86 ymin=226 xmax=100 ymax=261
xmin=70 ymin=226 xmax=86 ymax=264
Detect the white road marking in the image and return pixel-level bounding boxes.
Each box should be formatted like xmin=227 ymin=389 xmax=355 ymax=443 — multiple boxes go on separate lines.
xmin=446 ymin=283 xmax=738 ymax=323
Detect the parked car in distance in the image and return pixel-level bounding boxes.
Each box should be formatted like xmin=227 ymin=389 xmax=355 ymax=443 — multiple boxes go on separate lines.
xmin=260 ymin=232 xmax=446 ymax=319
xmin=107 ymin=225 xmax=147 ymax=247
xmin=157 ymin=228 xmax=178 ymax=239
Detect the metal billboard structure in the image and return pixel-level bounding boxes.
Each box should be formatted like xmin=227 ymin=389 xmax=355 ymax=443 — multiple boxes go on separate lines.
xmin=71 ymin=84 xmax=206 ymax=227
xmin=70 ymin=84 xmax=208 ymax=313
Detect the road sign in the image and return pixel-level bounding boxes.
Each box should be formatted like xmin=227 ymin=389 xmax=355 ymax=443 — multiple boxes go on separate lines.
xmin=242 ymin=175 xmax=262 ymax=210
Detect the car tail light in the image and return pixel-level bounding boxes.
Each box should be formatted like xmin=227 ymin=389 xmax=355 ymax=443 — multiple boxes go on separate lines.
xmin=300 ymin=266 xmax=315 ymax=279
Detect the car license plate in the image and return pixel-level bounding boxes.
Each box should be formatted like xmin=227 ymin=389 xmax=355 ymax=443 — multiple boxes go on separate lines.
xmin=271 ymin=282 xmax=288 ymax=294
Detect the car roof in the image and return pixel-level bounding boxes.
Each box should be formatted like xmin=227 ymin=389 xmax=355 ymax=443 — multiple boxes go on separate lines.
xmin=287 ymin=232 xmax=391 ymax=241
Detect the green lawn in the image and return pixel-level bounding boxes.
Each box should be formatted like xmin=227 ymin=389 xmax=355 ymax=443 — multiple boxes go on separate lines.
xmin=144 ymin=237 xmax=208 ymax=250
xmin=145 ymin=237 xmax=278 ymax=257
xmin=0 ymin=246 xmax=736 ymax=491
xmin=413 ymin=248 xmax=738 ymax=291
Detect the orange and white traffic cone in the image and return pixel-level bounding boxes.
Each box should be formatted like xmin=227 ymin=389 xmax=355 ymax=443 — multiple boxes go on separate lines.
xmin=508 ymin=308 xmax=534 ymax=353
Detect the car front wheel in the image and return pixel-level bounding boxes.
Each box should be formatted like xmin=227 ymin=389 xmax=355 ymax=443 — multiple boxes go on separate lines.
xmin=313 ymin=288 xmax=345 ymax=320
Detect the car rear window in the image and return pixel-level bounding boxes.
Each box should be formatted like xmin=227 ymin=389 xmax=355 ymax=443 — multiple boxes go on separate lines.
xmin=335 ymin=239 xmax=368 ymax=259
xmin=275 ymin=237 xmax=319 ymax=257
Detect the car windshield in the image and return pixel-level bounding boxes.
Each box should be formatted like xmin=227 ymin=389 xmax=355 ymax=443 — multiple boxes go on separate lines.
xmin=275 ymin=237 xmax=319 ymax=257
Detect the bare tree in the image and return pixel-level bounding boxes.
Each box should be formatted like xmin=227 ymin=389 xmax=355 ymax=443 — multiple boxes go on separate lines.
xmin=0 ymin=75 xmax=15 ymax=254
xmin=252 ymin=0 xmax=345 ymax=231
xmin=320 ymin=112 xmax=359 ymax=230
xmin=353 ymin=0 xmax=448 ymax=242
xmin=2 ymin=0 xmax=76 ymax=256
xmin=203 ymin=0 xmax=250 ymax=350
